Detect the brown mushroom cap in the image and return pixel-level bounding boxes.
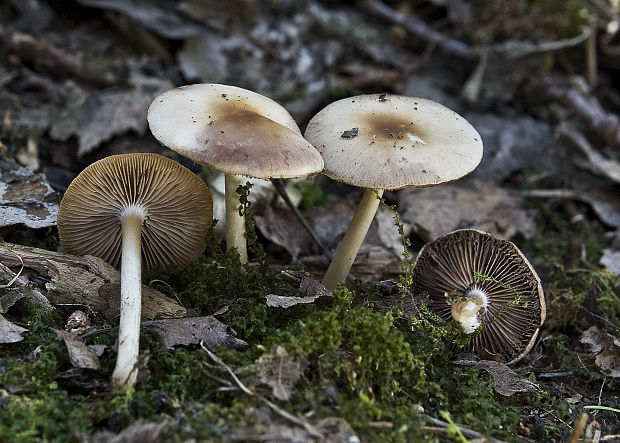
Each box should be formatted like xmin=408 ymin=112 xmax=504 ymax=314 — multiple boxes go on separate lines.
xmin=411 ymin=229 xmax=546 ymax=364
xmin=58 ymin=153 xmax=213 ymax=270
xmin=147 ymin=84 xmax=324 ymax=179
xmin=304 ymin=94 xmax=483 ymax=190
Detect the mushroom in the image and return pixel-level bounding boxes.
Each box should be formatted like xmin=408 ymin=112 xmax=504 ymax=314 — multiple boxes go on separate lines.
xmin=411 ymin=229 xmax=546 ymax=364
xmin=304 ymin=94 xmax=483 ymax=289
xmin=57 ymin=153 xmax=213 ymax=390
xmin=147 ymin=83 xmax=324 ymax=263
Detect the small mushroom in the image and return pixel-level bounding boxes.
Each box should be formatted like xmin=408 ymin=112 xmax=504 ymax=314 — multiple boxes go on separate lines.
xmin=304 ymin=94 xmax=483 ymax=289
xmin=147 ymin=83 xmax=324 ymax=263
xmin=411 ymin=229 xmax=546 ymax=364
xmin=57 ymin=153 xmax=213 ymax=390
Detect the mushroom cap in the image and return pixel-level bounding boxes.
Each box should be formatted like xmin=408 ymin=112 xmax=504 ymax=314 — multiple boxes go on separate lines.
xmin=147 ymin=84 xmax=324 ymax=179
xmin=58 ymin=153 xmax=213 ymax=271
xmin=411 ymin=229 xmax=545 ymax=364
xmin=304 ymin=94 xmax=483 ymax=190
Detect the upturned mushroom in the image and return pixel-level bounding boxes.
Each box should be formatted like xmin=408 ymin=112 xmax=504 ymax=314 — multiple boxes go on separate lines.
xmin=57 ymin=153 xmax=213 ymax=390
xmin=304 ymin=94 xmax=483 ymax=289
xmin=147 ymin=83 xmax=324 ymax=263
xmin=411 ymin=229 xmax=546 ymax=364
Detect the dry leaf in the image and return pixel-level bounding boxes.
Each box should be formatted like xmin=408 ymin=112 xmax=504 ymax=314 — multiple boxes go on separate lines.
xmin=255 ymin=205 xmax=311 ymax=261
xmin=399 ymin=179 xmax=536 ymax=242
xmin=54 ymin=329 xmax=101 ymax=370
xmin=453 ymin=357 xmax=540 ymax=396
xmin=581 ymin=326 xmax=620 ymax=378
xmin=249 ymin=345 xmax=308 ymax=401
xmin=466 ymin=114 xmax=557 ymax=184
xmin=267 ymin=271 xmax=332 ymax=308
xmin=0 ymin=154 xmax=59 ymax=229
xmin=0 ymin=314 xmax=28 ymax=343
xmin=142 ymin=316 xmax=247 ymax=350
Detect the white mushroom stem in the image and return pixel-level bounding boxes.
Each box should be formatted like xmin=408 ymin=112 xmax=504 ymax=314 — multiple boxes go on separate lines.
xmin=225 ymin=173 xmax=248 ymax=264
xmin=323 ymin=188 xmax=384 ymax=289
xmin=112 ymin=207 xmax=145 ymax=391
xmin=451 ymin=288 xmax=488 ymax=334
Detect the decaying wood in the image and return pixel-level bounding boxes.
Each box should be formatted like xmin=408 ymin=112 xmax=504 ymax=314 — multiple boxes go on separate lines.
xmin=0 ymin=242 xmax=186 ymax=322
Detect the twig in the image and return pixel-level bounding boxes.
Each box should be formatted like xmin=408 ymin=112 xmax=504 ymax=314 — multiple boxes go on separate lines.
xmin=536 ymin=371 xmax=574 ymax=379
xmin=270 ymin=178 xmax=334 ymax=262
xmin=361 ymin=0 xmax=476 ymax=59
xmin=200 ymin=342 xmax=323 ymax=439
xmin=425 ymin=415 xmax=508 ymax=443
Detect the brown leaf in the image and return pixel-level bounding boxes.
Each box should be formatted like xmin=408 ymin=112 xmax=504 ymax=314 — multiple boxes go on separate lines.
xmin=0 ymin=314 xmax=28 ymax=343
xmin=54 ymin=329 xmax=101 ymax=370
xmin=248 ymin=345 xmax=308 ymax=401
xmin=453 ymin=357 xmax=540 ymax=396
xmin=399 ymin=179 xmax=536 ymax=242
xmin=267 ymin=271 xmax=332 ymax=308
xmin=142 ymin=316 xmax=247 ymax=350
xmin=581 ymin=326 xmax=620 ymax=378
xmin=254 ymin=205 xmax=311 ymax=261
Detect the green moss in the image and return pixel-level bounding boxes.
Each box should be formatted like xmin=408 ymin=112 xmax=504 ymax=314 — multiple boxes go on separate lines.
xmin=295 ymin=180 xmax=334 ymax=210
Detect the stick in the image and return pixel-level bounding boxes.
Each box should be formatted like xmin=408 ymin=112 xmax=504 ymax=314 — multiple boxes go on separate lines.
xmin=200 ymin=342 xmax=323 ymax=439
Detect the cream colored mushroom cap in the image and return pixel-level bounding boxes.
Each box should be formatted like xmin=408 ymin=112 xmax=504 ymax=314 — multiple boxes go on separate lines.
xmin=57 ymin=153 xmax=213 ymax=271
xmin=304 ymin=94 xmax=483 ymax=190
xmin=147 ymin=84 xmax=324 ymax=179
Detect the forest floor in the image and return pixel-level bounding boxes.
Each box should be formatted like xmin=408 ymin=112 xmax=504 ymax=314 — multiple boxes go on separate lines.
xmin=1 ymin=1 xmax=619 ymax=442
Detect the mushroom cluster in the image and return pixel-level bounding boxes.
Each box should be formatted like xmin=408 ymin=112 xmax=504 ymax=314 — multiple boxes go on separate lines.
xmin=58 ymin=153 xmax=213 ymax=390
xmin=411 ymin=229 xmax=546 ymax=364
xmin=305 ymin=94 xmax=483 ymax=289
xmin=147 ymin=83 xmax=324 ymax=263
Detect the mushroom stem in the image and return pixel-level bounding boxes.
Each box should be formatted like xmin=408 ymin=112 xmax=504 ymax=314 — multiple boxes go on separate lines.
xmin=112 ymin=210 xmax=144 ymax=390
xmin=323 ymin=188 xmax=384 ymax=289
xmin=225 ymin=173 xmax=248 ymax=264
xmin=451 ymin=289 xmax=488 ymax=334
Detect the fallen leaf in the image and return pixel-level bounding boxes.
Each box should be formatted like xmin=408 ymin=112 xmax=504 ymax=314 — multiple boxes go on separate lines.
xmin=0 ymin=153 xmax=59 ymax=229
xmin=142 ymin=316 xmax=248 ymax=350
xmin=581 ymin=326 xmax=620 ymax=378
xmin=453 ymin=357 xmax=540 ymax=396
xmin=466 ymin=114 xmax=558 ymax=184
xmin=54 ymin=329 xmax=101 ymax=370
xmin=248 ymin=346 xmax=308 ymax=401
xmin=399 ymin=179 xmax=536 ymax=242
xmin=0 ymin=314 xmax=28 ymax=343
xmin=47 ymin=72 xmax=172 ymax=156
xmin=266 ymin=294 xmax=323 ymax=309
xmin=254 ymin=205 xmax=311 ymax=261
xmin=267 ymin=271 xmax=332 ymax=308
